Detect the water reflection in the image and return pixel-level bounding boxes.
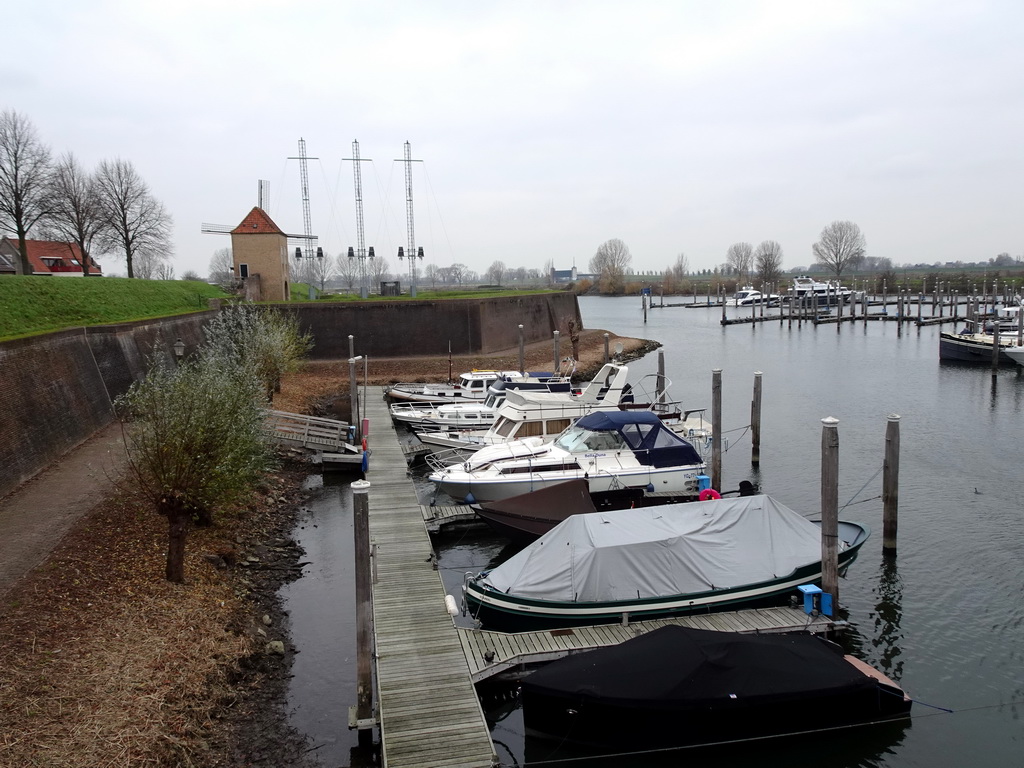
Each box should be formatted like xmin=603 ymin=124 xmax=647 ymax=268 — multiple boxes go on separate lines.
xmin=872 ymin=555 xmax=905 ymax=682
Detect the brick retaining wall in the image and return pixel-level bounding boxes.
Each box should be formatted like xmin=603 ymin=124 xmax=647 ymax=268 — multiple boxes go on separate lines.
xmin=0 ymin=293 xmax=580 ymax=497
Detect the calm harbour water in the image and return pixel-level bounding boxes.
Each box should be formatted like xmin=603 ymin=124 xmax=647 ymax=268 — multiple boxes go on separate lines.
xmin=283 ymin=295 xmax=1024 ymax=767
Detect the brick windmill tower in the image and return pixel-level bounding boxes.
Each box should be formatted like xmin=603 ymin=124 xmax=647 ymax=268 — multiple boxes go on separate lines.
xmin=229 ymin=206 xmax=290 ymax=301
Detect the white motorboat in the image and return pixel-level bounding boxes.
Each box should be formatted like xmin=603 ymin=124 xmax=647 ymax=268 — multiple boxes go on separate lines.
xmin=389 ymin=401 xmax=499 ymax=431
xmin=727 ymin=286 xmax=780 ymax=307
xmin=388 ymin=376 xmax=520 ymax=429
xmin=427 ymin=409 xmax=707 ymax=504
xmin=789 ymin=275 xmax=853 ymax=305
xmin=1005 ymin=345 xmax=1024 ymax=366
xmin=416 ymin=362 xmax=634 ymax=451
xmin=384 ymin=365 xmax=575 ymax=404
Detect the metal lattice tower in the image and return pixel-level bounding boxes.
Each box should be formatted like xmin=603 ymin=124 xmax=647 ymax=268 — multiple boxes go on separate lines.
xmin=297 ymin=139 xmax=314 ymax=258
xmin=404 ymin=141 xmax=416 ymax=280
xmin=352 ymin=140 xmax=366 ymax=263
xmin=397 ymin=141 xmax=424 ymax=294
xmin=344 ymin=140 xmax=374 ymax=297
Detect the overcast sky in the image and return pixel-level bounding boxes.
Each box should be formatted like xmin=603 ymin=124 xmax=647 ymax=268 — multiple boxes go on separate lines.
xmin=7 ymin=1 xmax=1023 ymax=279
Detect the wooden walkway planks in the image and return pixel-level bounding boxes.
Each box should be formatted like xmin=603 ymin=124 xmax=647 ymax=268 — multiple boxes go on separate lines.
xmin=363 ymin=388 xmax=497 ymax=768
xmin=457 ymin=606 xmax=839 ymax=683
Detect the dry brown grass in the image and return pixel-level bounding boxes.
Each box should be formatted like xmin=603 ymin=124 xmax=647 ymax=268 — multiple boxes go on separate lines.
xmin=0 ymin=476 xmax=300 ymax=767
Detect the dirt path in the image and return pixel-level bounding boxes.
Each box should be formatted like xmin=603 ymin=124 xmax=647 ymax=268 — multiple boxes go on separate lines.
xmin=0 ymin=422 xmax=127 ymax=599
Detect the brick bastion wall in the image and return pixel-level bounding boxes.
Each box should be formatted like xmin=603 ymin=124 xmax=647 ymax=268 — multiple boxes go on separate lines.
xmin=0 ymin=292 xmax=580 ymax=498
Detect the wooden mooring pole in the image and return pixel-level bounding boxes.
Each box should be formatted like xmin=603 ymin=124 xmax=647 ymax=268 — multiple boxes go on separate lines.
xmin=820 ymin=417 xmax=840 ymax=605
xmin=883 ymin=414 xmax=900 ymax=554
xmin=351 ymin=479 xmax=374 ymax=746
xmin=711 ymin=369 xmax=722 ymax=491
xmin=992 ymin=321 xmax=1001 ymax=373
xmin=751 ymin=371 xmax=762 ymax=465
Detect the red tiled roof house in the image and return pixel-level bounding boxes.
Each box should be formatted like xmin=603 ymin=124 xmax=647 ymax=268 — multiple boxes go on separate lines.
xmin=0 ymin=238 xmax=102 ymax=276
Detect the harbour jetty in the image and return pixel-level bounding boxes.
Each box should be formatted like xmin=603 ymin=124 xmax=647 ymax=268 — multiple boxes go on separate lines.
xmin=359 ymin=388 xmax=842 ymax=767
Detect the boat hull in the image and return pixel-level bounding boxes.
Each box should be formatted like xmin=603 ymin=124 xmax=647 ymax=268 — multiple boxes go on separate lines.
xmin=464 ymin=522 xmax=868 ymax=632
xmin=436 ymin=465 xmax=702 ymax=504
xmin=939 ymin=332 xmax=1017 ymax=364
xmin=473 ymin=479 xmax=694 ymax=542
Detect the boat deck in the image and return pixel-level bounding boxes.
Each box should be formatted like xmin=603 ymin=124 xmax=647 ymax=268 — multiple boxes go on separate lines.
xmin=457 ymin=606 xmax=839 ymax=683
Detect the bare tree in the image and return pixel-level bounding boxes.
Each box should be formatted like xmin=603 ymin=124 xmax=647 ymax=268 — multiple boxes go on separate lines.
xmin=0 ymin=110 xmax=53 ymax=274
xmin=590 ymin=238 xmax=632 ymax=294
xmin=485 ymin=260 xmax=506 ymax=285
xmin=306 ymin=251 xmax=334 ymax=292
xmin=671 ymin=252 xmax=689 ymax=281
xmin=754 ymin=240 xmax=784 ymax=284
xmin=424 ymin=262 xmax=440 ymax=289
xmin=725 ymin=242 xmax=754 ymax=283
xmin=208 ymin=247 xmax=234 ymax=288
xmin=366 ymin=254 xmax=391 ymax=288
xmin=152 ymin=261 xmax=176 ymax=280
xmin=812 ymin=220 xmax=866 ymax=280
xmin=543 ymin=258 xmax=556 ymax=285
xmin=335 ymin=252 xmax=357 ymax=292
xmin=94 ymin=158 xmax=173 ymax=278
xmin=448 ymin=262 xmax=469 ymax=285
xmin=43 ymin=152 xmax=105 ymax=275
xmin=180 ymin=270 xmax=201 ymax=281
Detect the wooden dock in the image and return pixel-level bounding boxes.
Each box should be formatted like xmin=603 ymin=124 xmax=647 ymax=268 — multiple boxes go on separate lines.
xmin=457 ymin=606 xmax=840 ymax=683
xmin=363 ymin=386 xmax=845 ymax=767
xmin=363 ymin=389 xmax=498 ymax=768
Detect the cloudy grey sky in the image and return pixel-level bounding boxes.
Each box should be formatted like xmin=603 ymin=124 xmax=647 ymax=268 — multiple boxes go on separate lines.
xmin=7 ymin=1 xmax=1023 ymax=279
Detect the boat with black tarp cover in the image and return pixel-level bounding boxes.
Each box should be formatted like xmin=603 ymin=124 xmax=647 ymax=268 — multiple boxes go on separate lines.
xmin=522 ymin=625 xmax=912 ymax=749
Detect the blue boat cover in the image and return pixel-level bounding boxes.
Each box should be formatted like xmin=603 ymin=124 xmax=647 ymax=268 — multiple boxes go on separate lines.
xmin=572 ymin=410 xmax=702 ymax=468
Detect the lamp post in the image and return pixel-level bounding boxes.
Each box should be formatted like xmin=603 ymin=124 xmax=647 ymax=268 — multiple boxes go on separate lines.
xmin=173 ymin=338 xmax=185 ymax=365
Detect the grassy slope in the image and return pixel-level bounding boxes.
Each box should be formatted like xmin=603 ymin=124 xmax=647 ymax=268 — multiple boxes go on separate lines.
xmin=0 ymin=276 xmax=230 ymax=340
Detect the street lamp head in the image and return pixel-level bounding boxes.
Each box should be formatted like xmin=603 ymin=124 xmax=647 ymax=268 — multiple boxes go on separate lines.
xmin=173 ymin=339 xmax=185 ymax=358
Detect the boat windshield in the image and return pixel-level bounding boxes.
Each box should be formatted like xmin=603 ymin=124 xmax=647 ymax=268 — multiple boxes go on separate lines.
xmin=554 ymin=426 xmax=629 ymax=452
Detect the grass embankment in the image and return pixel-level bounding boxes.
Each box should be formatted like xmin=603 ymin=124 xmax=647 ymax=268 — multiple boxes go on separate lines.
xmin=0 ymin=277 xmax=230 ymax=340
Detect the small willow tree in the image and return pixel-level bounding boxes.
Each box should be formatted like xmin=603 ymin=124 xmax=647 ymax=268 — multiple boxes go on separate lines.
xmin=201 ymin=305 xmax=313 ymax=402
xmin=117 ymin=349 xmax=272 ymax=583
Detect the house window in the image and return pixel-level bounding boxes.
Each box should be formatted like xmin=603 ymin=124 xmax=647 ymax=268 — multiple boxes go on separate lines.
xmin=239 ymin=263 xmax=249 ymax=278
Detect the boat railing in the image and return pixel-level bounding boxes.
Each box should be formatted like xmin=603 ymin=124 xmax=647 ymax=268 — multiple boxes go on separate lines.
xmin=424 ymin=447 xmax=475 ymax=472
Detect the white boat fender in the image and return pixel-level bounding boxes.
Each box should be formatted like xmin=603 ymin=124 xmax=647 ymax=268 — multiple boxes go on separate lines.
xmin=444 ymin=594 xmax=459 ymax=616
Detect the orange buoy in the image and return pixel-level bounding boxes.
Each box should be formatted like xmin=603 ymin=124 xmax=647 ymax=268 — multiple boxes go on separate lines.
xmin=699 ymin=488 xmax=722 ymax=501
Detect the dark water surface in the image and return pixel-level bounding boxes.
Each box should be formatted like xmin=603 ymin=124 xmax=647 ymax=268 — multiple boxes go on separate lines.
xmin=284 ymin=296 xmax=1024 ymax=767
